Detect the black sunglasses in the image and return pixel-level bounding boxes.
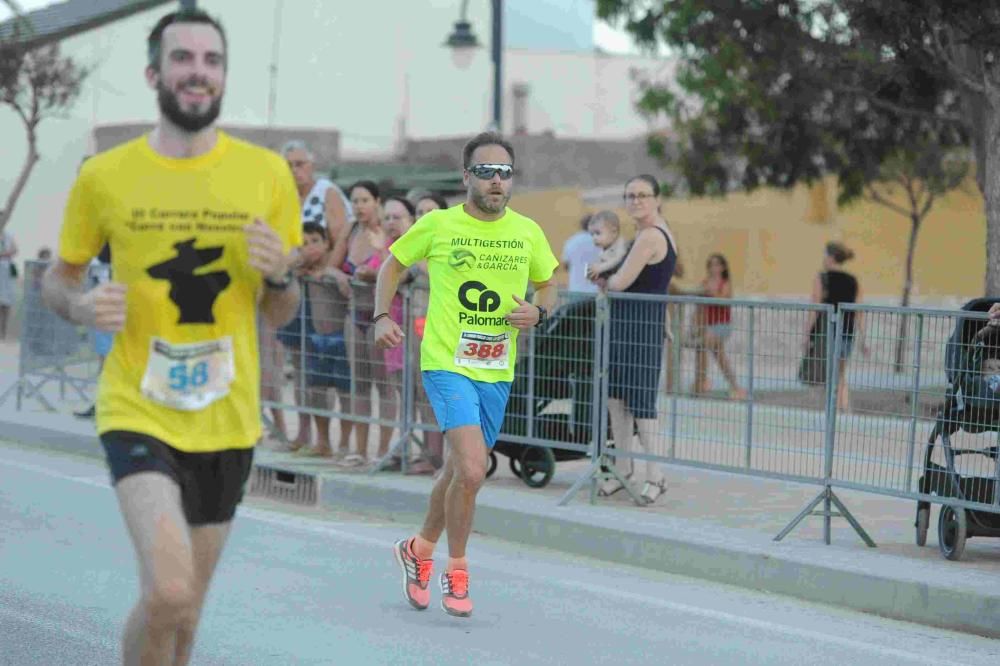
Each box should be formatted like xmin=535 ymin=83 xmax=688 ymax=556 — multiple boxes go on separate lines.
xmin=467 ymin=163 xmax=514 ymax=181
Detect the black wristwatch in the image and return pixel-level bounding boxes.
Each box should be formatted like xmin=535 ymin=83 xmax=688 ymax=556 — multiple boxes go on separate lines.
xmin=264 ymin=269 xmax=294 ymax=291
xmin=534 ymin=305 xmax=548 ymax=328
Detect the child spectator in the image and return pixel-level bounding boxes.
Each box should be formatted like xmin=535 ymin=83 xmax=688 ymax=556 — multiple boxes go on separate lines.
xmin=692 ymin=254 xmax=746 ymax=400
xmin=278 ymin=223 xmax=353 ymax=457
xmin=585 ymin=210 xmax=630 ymax=281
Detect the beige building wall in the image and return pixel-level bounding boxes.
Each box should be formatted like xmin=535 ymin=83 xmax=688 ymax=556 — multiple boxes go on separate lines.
xmin=512 ymin=177 xmax=986 ymax=303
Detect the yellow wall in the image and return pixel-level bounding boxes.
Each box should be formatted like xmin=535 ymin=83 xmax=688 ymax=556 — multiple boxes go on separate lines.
xmin=510 ymin=177 xmax=986 ymax=301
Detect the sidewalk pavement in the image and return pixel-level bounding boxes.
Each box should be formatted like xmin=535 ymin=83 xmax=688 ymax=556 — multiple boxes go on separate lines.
xmin=2 ymin=339 xmax=999 ymax=639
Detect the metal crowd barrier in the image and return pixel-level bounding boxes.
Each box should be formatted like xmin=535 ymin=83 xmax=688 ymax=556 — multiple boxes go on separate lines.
xmin=15 ymin=255 xmax=1000 ymax=550
xmin=1 ymin=260 xmax=99 ymax=410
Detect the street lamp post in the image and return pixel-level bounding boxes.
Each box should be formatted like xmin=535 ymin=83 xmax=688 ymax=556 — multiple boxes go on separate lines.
xmin=444 ymin=0 xmax=503 ymax=132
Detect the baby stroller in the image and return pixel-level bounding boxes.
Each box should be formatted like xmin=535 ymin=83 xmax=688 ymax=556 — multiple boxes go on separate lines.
xmin=915 ymin=297 xmax=1000 ymax=560
xmin=488 ymin=298 xmax=597 ymax=488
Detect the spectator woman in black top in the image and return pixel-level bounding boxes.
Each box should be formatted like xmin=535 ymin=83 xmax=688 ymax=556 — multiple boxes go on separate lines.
xmin=804 ymin=241 xmax=868 ymax=411
xmin=593 ymin=174 xmax=678 ymax=504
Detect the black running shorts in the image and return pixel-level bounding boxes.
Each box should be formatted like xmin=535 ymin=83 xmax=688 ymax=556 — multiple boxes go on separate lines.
xmin=100 ymin=430 xmax=254 ymax=526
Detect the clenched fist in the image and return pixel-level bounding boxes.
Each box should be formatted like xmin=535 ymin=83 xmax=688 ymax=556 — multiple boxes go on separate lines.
xmin=75 ymin=282 xmax=128 ymax=332
xmin=375 ymin=316 xmax=404 ymax=349
xmin=245 ymin=218 xmax=287 ymax=281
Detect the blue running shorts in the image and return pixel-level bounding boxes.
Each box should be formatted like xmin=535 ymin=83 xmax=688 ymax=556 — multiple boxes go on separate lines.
xmin=421 ymin=370 xmax=512 ymax=448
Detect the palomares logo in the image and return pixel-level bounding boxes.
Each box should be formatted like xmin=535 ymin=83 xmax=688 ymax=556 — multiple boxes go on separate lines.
xmin=458 ymin=281 xmax=501 ymax=312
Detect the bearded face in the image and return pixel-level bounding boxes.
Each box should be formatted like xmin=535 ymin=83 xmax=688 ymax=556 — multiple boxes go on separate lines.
xmin=148 ymin=22 xmax=226 ymax=133
xmin=157 ymin=75 xmax=222 ymax=132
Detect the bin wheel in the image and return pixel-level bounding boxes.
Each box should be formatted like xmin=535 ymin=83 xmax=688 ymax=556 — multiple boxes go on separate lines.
xmin=518 ymin=447 xmax=556 ymax=488
xmin=486 ymin=451 xmax=497 ymax=479
xmin=915 ymin=504 xmax=929 ymax=547
xmin=938 ymin=505 xmax=967 ymax=561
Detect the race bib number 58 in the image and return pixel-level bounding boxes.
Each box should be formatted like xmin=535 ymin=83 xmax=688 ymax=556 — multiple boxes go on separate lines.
xmin=140 ymin=337 xmax=235 ymax=411
xmin=454 ymin=331 xmax=510 ymax=370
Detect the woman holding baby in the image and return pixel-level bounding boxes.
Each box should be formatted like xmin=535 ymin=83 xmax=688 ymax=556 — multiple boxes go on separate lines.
xmin=589 ymin=174 xmax=678 ymax=504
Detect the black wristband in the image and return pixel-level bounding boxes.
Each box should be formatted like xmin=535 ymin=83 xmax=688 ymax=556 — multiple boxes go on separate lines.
xmin=264 ymin=270 xmax=293 ymax=291
xmin=372 ymin=312 xmax=391 ymax=324
xmin=534 ymin=305 xmax=548 ymax=328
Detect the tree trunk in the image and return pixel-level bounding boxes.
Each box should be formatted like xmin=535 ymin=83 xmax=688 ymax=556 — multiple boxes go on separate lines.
xmin=984 ymin=100 xmax=1000 ymax=296
xmin=0 ymin=126 xmax=38 ymax=235
xmin=894 ymin=214 xmax=921 ymax=372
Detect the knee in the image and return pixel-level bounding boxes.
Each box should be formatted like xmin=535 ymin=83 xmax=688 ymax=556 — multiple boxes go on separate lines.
xmin=144 ymin=576 xmax=197 ymax=630
xmin=453 ymin=458 xmax=486 ymax=490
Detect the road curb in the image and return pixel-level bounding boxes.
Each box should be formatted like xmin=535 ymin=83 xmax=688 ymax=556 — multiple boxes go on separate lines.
xmin=310 ymin=465 xmax=1000 ymax=638
xmin=7 ymin=421 xmax=1000 ymax=638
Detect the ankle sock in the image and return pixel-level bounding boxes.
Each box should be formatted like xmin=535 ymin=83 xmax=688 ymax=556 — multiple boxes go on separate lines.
xmin=412 ymin=536 xmax=435 ymax=560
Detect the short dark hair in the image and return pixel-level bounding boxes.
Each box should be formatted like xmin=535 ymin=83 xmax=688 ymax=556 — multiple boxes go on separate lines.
xmin=462 ymin=132 xmax=515 ymax=168
xmin=148 ymin=9 xmax=227 ymax=71
xmin=349 ymin=180 xmax=380 ymax=201
xmin=302 ymin=222 xmax=327 ymax=239
xmin=625 ymin=174 xmax=661 ymax=197
xmin=384 ymin=196 xmax=416 ymax=218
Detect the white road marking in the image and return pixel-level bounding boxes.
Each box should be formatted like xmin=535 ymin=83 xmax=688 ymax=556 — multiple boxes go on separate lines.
xmin=0 ymin=457 xmax=983 ymax=665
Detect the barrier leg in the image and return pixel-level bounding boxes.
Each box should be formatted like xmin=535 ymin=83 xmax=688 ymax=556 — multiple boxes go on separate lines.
xmin=774 ymin=486 xmax=876 ymax=547
xmin=557 ymin=453 xmax=645 ymax=507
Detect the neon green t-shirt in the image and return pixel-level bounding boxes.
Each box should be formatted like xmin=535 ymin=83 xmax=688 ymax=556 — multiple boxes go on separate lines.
xmin=390 ymin=204 xmax=558 ymax=383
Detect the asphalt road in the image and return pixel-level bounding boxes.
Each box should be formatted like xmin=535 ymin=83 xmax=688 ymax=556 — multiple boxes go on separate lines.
xmin=2 ymin=440 xmax=999 ymax=666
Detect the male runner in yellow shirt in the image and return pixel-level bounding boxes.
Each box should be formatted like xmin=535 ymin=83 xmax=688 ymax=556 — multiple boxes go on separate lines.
xmin=375 ymin=132 xmax=559 ymax=617
xmin=42 ymin=9 xmax=300 ymax=665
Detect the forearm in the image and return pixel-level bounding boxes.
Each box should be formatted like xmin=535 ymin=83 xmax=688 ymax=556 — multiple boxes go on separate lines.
xmin=374 ymin=257 xmax=406 ymax=321
xmin=260 ymin=280 xmax=300 ymax=329
xmin=41 ymin=265 xmax=87 ymax=325
xmin=606 ymin=272 xmax=629 ymax=292
xmin=532 ymin=283 xmax=557 ymax=311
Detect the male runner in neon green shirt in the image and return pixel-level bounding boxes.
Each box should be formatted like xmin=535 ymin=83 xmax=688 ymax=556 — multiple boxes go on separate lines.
xmin=374 ymin=132 xmax=558 ymax=617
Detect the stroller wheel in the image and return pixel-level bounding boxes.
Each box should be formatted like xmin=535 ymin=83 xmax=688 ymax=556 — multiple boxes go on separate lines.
xmin=518 ymin=446 xmax=556 ymax=488
xmin=485 ymin=451 xmax=497 ymax=479
xmin=915 ymin=503 xmax=930 ymax=547
xmin=938 ymin=505 xmax=968 ymax=561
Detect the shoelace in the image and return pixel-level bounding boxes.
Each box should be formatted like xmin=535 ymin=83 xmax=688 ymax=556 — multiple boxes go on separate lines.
xmin=416 ymin=558 xmax=432 ymax=585
xmin=446 ymin=570 xmax=469 ymax=597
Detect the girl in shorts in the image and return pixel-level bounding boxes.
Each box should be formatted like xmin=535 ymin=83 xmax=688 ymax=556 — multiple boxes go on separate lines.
xmin=692 ymin=254 xmax=746 ymax=400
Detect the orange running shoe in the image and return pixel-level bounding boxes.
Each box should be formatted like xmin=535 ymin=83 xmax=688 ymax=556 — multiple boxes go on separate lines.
xmin=393 ymin=538 xmax=433 ymax=610
xmin=440 ymin=569 xmax=473 ymax=617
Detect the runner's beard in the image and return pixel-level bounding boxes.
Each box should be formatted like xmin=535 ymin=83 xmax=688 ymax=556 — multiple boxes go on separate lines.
xmin=157 ymin=81 xmax=222 ymax=133
xmin=471 ymin=188 xmax=510 ymax=215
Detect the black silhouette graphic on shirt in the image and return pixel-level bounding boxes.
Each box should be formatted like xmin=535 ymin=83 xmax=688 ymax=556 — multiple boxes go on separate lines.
xmin=147 ymin=238 xmax=231 ymax=324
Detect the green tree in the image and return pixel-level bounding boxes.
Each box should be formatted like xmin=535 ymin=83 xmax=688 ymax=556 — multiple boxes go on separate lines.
xmin=0 ymin=11 xmax=89 ymax=233
xmin=596 ymin=0 xmax=995 ymax=302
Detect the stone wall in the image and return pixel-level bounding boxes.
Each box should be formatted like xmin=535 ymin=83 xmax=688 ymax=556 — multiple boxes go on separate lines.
xmin=403 ymin=134 xmax=665 ymax=189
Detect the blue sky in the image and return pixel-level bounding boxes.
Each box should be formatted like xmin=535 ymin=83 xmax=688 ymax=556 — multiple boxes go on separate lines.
xmin=0 ymin=0 xmax=642 ymax=54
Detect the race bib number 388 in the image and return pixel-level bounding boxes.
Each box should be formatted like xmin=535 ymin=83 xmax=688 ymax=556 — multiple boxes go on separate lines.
xmin=454 ymin=331 xmax=510 ymax=370
xmin=140 ymin=337 xmax=235 ymax=411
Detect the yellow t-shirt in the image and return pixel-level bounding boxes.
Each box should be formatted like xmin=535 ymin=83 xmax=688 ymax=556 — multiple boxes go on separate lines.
xmin=390 ymin=204 xmax=558 ymax=383
xmin=59 ymin=132 xmax=301 ymax=453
